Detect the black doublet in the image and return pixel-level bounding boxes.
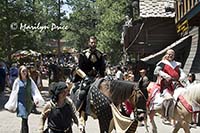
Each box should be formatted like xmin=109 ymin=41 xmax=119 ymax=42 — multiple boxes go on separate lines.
xmin=48 ymin=102 xmax=73 ymax=131
xmin=79 ymin=48 xmax=105 ymax=78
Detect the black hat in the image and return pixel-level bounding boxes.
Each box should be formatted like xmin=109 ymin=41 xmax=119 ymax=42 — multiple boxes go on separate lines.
xmin=50 ymin=82 xmax=68 ymax=102
xmin=53 ymin=82 xmax=68 ymax=95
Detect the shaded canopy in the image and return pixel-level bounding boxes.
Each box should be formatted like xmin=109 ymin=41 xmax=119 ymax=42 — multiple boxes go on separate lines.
xmin=11 ymin=50 xmax=41 ymax=59
xmin=140 ymin=35 xmax=191 ymax=64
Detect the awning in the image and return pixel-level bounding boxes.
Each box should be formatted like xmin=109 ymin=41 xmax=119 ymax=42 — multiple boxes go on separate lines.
xmin=140 ymin=35 xmax=191 ymax=64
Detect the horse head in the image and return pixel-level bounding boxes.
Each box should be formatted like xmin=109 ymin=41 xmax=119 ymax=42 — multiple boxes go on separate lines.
xmin=105 ymin=80 xmax=147 ymax=122
xmin=128 ymin=85 xmax=148 ymax=122
xmin=183 ymin=83 xmax=200 ymax=105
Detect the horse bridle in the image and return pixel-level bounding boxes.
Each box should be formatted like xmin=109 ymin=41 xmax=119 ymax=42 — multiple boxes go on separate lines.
xmin=130 ymin=87 xmax=148 ymax=103
xmin=130 ymin=87 xmax=147 ymax=121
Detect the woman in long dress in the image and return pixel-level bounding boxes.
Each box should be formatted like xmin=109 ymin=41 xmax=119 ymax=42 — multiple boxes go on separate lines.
xmin=4 ymin=65 xmax=44 ymax=133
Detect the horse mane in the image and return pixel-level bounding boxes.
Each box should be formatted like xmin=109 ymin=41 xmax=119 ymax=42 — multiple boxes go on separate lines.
xmin=184 ymin=83 xmax=200 ymax=103
xmin=110 ymin=80 xmax=135 ymax=105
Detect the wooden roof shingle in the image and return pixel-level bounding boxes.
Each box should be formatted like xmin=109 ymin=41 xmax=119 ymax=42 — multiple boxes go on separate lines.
xmin=139 ymin=0 xmax=175 ymax=18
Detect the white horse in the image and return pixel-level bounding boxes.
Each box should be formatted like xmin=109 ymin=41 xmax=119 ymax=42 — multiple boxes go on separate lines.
xmin=147 ymin=82 xmax=200 ymax=133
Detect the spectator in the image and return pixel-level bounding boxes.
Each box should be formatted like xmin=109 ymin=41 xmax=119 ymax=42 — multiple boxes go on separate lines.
xmin=186 ymin=72 xmax=198 ymax=128
xmin=4 ymin=65 xmax=44 ymax=133
xmin=187 ymin=73 xmax=197 ymax=85
xmin=138 ymin=69 xmax=149 ymax=99
xmin=115 ymin=65 xmax=123 ymax=80
xmin=9 ymin=63 xmax=18 ymax=88
xmin=0 ymin=62 xmax=6 ymax=94
xmin=127 ymin=70 xmax=134 ymax=82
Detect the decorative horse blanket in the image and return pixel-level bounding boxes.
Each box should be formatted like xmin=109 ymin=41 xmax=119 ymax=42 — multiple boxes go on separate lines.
xmin=147 ymin=82 xmax=186 ymax=111
xmin=110 ymin=103 xmax=138 ymax=133
xmin=87 ymin=78 xmax=113 ymax=133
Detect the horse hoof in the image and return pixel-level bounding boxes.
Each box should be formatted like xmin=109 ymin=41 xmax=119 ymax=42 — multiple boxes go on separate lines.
xmin=79 ymin=125 xmax=85 ymax=133
xmin=152 ymin=129 xmax=157 ymax=133
xmin=162 ymin=119 xmax=171 ymax=125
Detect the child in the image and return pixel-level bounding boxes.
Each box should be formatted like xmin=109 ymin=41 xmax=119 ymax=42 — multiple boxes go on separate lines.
xmin=39 ymin=82 xmax=78 ymax=133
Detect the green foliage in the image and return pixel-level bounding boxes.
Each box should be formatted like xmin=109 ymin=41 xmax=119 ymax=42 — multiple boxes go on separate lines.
xmin=0 ymin=0 xmax=67 ymax=61
xmin=0 ymin=0 xmax=135 ymax=64
xmin=63 ymin=0 xmax=97 ymax=49
xmin=95 ymin=0 xmax=126 ymax=64
xmin=64 ymin=0 xmax=130 ymax=64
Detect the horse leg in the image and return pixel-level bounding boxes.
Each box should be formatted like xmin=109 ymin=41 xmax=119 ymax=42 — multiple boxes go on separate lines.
xmin=144 ymin=118 xmax=149 ymax=133
xmin=181 ymin=121 xmax=190 ymax=133
xmin=79 ymin=111 xmax=86 ymax=133
xmin=151 ymin=119 xmax=158 ymax=133
xmin=149 ymin=111 xmax=157 ymax=133
xmin=172 ymin=121 xmax=181 ymax=133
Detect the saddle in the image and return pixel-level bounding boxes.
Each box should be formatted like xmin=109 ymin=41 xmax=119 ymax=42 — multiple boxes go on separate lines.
xmin=70 ymin=77 xmax=94 ymax=111
xmin=147 ymin=82 xmax=187 ymax=118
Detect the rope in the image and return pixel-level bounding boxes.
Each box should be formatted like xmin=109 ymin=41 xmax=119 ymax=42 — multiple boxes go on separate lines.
xmin=125 ymin=23 xmax=145 ymax=51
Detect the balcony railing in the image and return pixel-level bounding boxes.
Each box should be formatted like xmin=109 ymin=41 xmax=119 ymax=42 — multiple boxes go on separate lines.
xmin=175 ymin=0 xmax=200 ymax=23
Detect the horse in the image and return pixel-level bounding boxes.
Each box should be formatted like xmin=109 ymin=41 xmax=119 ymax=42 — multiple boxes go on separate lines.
xmin=147 ymin=82 xmax=200 ymax=133
xmin=71 ymin=78 xmax=148 ymax=133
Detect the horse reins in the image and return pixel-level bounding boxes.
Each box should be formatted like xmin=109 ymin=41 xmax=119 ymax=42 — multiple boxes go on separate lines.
xmin=130 ymin=87 xmax=148 ymax=121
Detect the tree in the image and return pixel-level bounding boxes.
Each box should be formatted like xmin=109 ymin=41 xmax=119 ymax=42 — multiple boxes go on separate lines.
xmin=63 ymin=0 xmax=98 ymax=50
xmin=63 ymin=0 xmax=130 ymax=64
xmin=95 ymin=0 xmax=126 ymax=64
xmin=0 ymin=0 xmax=136 ymax=64
xmin=0 ymin=0 xmax=67 ymax=62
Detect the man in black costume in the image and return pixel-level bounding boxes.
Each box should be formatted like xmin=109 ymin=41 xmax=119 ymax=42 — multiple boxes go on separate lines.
xmin=74 ymin=36 xmax=105 ymax=81
xmin=73 ymin=36 xmax=106 ymax=132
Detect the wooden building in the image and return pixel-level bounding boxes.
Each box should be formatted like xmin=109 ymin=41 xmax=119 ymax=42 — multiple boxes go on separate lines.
xmin=124 ymin=0 xmax=179 ymax=62
xmin=123 ymin=0 xmax=195 ymax=80
xmin=175 ymin=0 xmax=200 ymax=79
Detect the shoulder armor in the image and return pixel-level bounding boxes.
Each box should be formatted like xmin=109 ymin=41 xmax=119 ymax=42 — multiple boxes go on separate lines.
xmin=83 ymin=49 xmax=90 ymax=53
xmin=95 ymin=49 xmax=103 ymax=58
xmin=81 ymin=49 xmax=90 ymax=58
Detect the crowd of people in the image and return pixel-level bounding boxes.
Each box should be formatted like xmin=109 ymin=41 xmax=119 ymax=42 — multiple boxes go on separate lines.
xmin=1 ymin=35 xmax=200 ymax=133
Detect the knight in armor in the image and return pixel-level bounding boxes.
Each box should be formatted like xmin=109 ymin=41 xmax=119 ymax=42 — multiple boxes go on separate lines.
xmin=73 ymin=36 xmax=106 ymax=132
xmin=154 ymin=49 xmax=186 ymax=121
xmin=73 ymin=36 xmax=106 ymax=99
xmin=74 ymin=36 xmax=105 ymax=81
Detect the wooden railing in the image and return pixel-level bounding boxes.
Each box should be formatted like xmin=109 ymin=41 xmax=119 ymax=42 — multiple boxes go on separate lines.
xmin=175 ymin=0 xmax=200 ymax=23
